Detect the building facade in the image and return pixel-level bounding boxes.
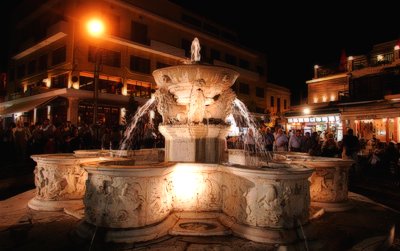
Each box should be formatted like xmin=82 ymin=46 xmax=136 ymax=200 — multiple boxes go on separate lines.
xmin=286 ymin=40 xmax=400 ymax=142
xmin=0 ymin=0 xmax=287 ymax=128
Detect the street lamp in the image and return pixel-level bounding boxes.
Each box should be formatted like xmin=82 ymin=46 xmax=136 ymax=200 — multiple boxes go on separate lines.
xmin=87 ymin=18 xmax=104 ymax=125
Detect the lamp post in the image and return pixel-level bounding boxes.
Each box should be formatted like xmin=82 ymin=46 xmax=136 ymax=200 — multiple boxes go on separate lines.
xmin=87 ymin=18 xmax=104 ymax=125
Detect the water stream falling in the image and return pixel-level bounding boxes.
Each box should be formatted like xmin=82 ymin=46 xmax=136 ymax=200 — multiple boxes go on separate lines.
xmin=232 ymin=98 xmax=273 ymax=165
xmin=119 ymin=97 xmax=157 ymax=152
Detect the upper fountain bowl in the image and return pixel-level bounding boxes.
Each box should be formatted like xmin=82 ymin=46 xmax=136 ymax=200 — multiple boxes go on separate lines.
xmin=153 ymin=64 xmax=239 ymax=105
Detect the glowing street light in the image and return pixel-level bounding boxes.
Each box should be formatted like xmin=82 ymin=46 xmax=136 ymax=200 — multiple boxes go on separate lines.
xmin=303 ymin=108 xmax=311 ymax=115
xmin=87 ymin=18 xmax=105 ymax=125
xmin=87 ymin=19 xmax=104 ymax=37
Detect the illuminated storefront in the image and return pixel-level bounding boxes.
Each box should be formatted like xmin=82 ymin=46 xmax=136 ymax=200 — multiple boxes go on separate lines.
xmin=286 ymin=113 xmax=343 ymax=141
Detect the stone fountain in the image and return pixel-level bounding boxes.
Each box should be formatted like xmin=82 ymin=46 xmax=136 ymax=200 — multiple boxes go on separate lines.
xmin=73 ymin=38 xmax=315 ymax=244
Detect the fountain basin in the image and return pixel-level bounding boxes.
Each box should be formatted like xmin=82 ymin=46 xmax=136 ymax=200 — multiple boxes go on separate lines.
xmin=282 ymin=154 xmax=353 ymax=212
xmin=28 ymin=154 xmax=98 ymax=211
xmin=228 ymin=150 xmax=354 ymax=212
xmin=77 ymin=161 xmax=313 ymax=244
xmin=153 ymin=64 xmax=239 ymax=105
xmin=73 ymin=149 xmax=111 ymax=158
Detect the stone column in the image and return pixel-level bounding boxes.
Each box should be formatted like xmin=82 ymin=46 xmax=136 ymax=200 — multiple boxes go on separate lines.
xmin=67 ymin=97 xmax=79 ymax=125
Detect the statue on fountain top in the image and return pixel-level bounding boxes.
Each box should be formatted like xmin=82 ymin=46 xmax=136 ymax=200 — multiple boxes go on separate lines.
xmin=191 ymin=37 xmax=201 ymax=63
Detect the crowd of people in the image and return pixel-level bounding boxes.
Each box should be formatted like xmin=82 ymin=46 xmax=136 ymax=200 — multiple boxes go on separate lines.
xmin=228 ymin=126 xmax=400 ymax=183
xmin=0 ymin=119 xmax=165 ymax=162
xmin=228 ymin=127 xmax=345 ymax=158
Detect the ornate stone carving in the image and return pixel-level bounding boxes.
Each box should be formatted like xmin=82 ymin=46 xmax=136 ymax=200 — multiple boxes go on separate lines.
xmin=154 ymin=88 xmax=187 ymax=124
xmin=187 ymin=88 xmax=206 ymax=123
xmin=84 ymin=172 xmax=173 ymax=228
xmin=310 ymin=166 xmax=349 ymax=202
xmin=205 ymin=88 xmax=236 ymax=122
xmin=33 ymin=158 xmax=87 ymax=200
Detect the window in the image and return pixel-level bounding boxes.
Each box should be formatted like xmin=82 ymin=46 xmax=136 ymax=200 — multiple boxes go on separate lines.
xmin=130 ymin=56 xmax=151 ymax=74
xmin=156 ymin=62 xmax=170 ymax=69
xmin=225 ymin=54 xmax=237 ymax=65
xmin=277 ymin=98 xmax=281 ymax=112
xmin=239 ymin=59 xmax=249 ymax=69
xmin=126 ymin=80 xmax=152 ymax=98
xmin=181 ymin=39 xmax=191 ymax=57
xmin=131 ymin=21 xmax=148 ymax=44
xmin=256 ymin=87 xmax=264 ymax=98
xmin=88 ymin=46 xmax=121 ymax=68
xmin=239 ymin=82 xmax=249 ymax=95
xmin=38 ymin=54 xmax=48 ymax=71
xmin=51 ymin=73 xmax=68 ymax=88
xmin=270 ymin=96 xmax=274 ymax=107
xmin=284 ymin=99 xmax=287 ymax=110
xmin=28 ymin=60 xmax=36 ymax=75
xmin=210 ymin=49 xmax=220 ymax=61
xmin=52 ymin=46 xmax=66 ymax=66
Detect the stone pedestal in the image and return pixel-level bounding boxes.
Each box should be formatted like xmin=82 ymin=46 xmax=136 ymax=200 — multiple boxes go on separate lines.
xmin=28 ymin=154 xmax=98 ymax=211
xmin=159 ymin=125 xmax=230 ymax=163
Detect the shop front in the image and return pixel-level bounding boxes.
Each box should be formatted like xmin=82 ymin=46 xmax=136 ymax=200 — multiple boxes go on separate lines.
xmin=340 ymin=98 xmax=400 ymax=143
xmin=286 ymin=113 xmax=343 ymax=141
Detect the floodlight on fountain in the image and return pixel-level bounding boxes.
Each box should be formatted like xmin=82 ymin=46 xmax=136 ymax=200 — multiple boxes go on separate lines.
xmin=172 ymin=164 xmax=205 ymax=204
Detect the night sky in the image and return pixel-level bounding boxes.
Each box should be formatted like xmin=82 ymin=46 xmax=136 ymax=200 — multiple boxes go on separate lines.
xmin=1 ymin=1 xmax=399 ymax=104
xmin=171 ymin=0 xmax=400 ymax=104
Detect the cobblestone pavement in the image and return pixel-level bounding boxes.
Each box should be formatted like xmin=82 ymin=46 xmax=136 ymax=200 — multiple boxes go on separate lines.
xmin=1 ymin=190 xmax=400 ymax=251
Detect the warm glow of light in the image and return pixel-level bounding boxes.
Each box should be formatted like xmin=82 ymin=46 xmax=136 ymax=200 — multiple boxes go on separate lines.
xmin=303 ymin=108 xmax=311 ymax=115
xmin=122 ymin=87 xmax=128 ymax=96
xmin=395 ymin=45 xmax=400 ymax=51
xmin=330 ymin=95 xmax=335 ymax=101
xmin=322 ymin=96 xmax=327 ymax=102
xmin=119 ymin=107 xmax=126 ymax=125
xmin=313 ymin=97 xmax=318 ymax=103
xmin=314 ymin=65 xmax=319 ymax=69
xmin=382 ymin=118 xmax=387 ymax=122
xmin=172 ymin=165 xmax=204 ymax=204
xmin=355 ymin=120 xmax=359 ymax=123
xmin=47 ymin=105 xmax=51 ymax=119
xmin=72 ymin=82 xmax=80 ymax=89
xmin=23 ymin=84 xmax=28 ymax=93
xmin=43 ymin=78 xmax=51 ymax=88
xmin=377 ymin=54 xmax=384 ymax=61
xmin=348 ymin=56 xmax=354 ymax=61
xmin=87 ymin=19 xmax=105 ymax=37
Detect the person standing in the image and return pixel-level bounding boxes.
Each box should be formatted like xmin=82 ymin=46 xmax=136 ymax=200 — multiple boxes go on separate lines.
xmin=288 ymin=130 xmax=302 ymax=152
xmin=274 ymin=128 xmax=288 ymax=152
xmin=264 ymin=127 xmax=275 ymax=151
xmin=244 ymin=128 xmax=256 ymax=153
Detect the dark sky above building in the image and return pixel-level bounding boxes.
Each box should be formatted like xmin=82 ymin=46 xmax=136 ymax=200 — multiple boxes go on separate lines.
xmin=171 ymin=0 xmax=400 ymax=104
xmin=1 ymin=0 xmax=398 ymax=104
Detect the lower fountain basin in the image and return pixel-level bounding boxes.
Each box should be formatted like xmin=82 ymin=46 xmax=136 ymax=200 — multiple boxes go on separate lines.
xmin=77 ymin=160 xmax=313 ymax=244
xmin=28 ymin=154 xmax=99 ymax=211
xmin=227 ymin=150 xmax=354 ymax=212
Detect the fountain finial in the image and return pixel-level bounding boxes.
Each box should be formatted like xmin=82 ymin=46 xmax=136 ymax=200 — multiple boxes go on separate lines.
xmin=190 ymin=37 xmax=201 ymax=63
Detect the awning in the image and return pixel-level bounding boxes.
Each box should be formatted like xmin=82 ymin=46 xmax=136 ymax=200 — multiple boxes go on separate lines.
xmin=0 ymin=96 xmax=56 ymax=116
